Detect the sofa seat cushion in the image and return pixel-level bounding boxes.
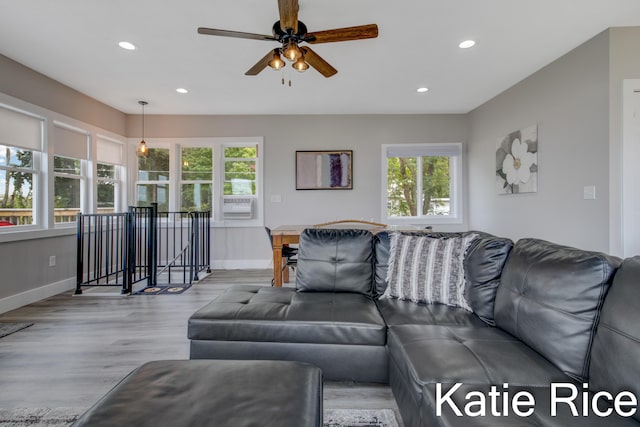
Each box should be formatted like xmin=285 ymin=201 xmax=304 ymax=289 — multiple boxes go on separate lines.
xmin=494 ymin=238 xmax=621 ymax=381
xmin=388 ymin=325 xmax=567 ymax=388
xmin=420 ymin=383 xmax=638 ymax=427
xmin=188 ymin=285 xmax=386 ymax=346
xmin=376 ymin=298 xmax=486 ymax=328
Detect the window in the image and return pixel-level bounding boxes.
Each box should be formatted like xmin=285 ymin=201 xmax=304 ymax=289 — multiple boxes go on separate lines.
xmin=382 ymin=143 xmax=463 ymax=224
xmin=97 ymin=164 xmax=117 ymax=212
xmin=96 ymin=136 xmax=124 ymax=214
xmin=223 ymin=146 xmax=257 ymax=196
xmin=0 ymin=145 xmax=35 ymax=226
xmin=181 ymin=147 xmax=212 ymax=211
xmin=133 ymin=138 xmax=263 ymax=226
xmin=137 ymin=147 xmax=170 ymax=211
xmin=53 ymin=155 xmax=83 ymax=223
xmin=0 ymin=105 xmax=42 ymax=230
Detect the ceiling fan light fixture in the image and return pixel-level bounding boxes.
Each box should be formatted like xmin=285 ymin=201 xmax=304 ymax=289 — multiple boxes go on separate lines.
xmin=293 ymin=57 xmax=309 ymax=72
xmin=268 ymin=50 xmax=286 ymax=70
xmin=283 ymin=41 xmax=302 ymax=61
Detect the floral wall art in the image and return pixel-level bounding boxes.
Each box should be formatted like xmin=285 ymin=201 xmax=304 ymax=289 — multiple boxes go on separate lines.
xmin=496 ymin=125 xmax=538 ymax=194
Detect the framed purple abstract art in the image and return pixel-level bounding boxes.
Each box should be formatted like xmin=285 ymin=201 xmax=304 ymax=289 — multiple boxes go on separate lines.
xmin=295 ymin=150 xmax=353 ymax=190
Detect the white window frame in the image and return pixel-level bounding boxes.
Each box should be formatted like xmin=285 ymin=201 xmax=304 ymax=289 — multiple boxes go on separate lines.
xmin=95 ymin=135 xmax=126 ymax=214
xmin=134 ymin=143 xmax=172 ymax=212
xmin=96 ymin=163 xmax=122 ymax=213
xmin=0 ymin=145 xmax=39 ymax=230
xmin=179 ymin=145 xmax=213 ymax=213
xmin=0 ymin=103 xmax=44 ymax=232
xmin=381 ymin=143 xmax=464 ymax=225
xmin=53 ymin=154 xmax=87 ymax=225
xmin=130 ymin=137 xmax=264 ymax=228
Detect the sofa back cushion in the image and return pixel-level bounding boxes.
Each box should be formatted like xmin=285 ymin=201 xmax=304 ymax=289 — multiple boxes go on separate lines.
xmin=374 ymin=231 xmax=391 ymax=297
xmin=494 ymin=238 xmax=620 ymax=381
xmin=589 ymin=256 xmax=640 ymax=422
xmin=296 ymin=228 xmax=374 ymax=296
xmin=464 ymin=235 xmax=514 ymax=325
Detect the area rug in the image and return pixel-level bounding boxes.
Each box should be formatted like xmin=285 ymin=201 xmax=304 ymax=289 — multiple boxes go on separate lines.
xmin=324 ymin=409 xmax=400 ymax=427
xmin=132 ymin=285 xmax=191 ymax=295
xmin=0 ymin=407 xmax=81 ymax=426
xmin=0 ymin=408 xmax=399 ymax=427
xmin=0 ymin=322 xmax=33 ymax=339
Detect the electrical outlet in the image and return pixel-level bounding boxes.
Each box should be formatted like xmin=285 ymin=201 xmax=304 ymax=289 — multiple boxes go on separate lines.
xmin=49 ymin=255 xmax=56 ymax=267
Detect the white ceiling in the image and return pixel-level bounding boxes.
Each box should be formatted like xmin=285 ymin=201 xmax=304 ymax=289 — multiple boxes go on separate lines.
xmin=1 ymin=0 xmax=640 ymax=115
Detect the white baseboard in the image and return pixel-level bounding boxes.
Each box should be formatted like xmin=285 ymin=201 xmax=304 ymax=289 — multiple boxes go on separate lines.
xmin=211 ymin=259 xmax=272 ymax=270
xmin=0 ymin=277 xmax=75 ymax=315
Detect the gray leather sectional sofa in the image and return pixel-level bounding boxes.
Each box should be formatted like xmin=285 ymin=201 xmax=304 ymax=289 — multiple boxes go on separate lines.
xmin=188 ymin=228 xmax=640 ymax=426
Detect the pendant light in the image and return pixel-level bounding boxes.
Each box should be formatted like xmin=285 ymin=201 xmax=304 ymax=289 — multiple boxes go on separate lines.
xmin=137 ymin=100 xmax=149 ymax=157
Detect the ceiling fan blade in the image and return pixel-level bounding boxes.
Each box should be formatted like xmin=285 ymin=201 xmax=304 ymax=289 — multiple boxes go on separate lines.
xmin=306 ymin=24 xmax=378 ymax=44
xmin=301 ymin=47 xmax=337 ymax=78
xmin=245 ymin=49 xmax=278 ymax=76
xmin=278 ymin=0 xmax=298 ymax=33
xmin=198 ymin=27 xmax=277 ymax=41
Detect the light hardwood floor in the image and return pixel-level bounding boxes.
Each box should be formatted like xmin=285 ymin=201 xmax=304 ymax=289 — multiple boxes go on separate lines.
xmin=0 ymin=270 xmax=403 ymax=424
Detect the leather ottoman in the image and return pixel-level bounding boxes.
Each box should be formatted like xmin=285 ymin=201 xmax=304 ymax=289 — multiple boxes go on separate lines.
xmin=72 ymin=360 xmax=323 ymax=427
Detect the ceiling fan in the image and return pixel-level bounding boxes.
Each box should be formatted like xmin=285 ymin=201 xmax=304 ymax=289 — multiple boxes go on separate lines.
xmin=197 ymin=0 xmax=378 ymax=78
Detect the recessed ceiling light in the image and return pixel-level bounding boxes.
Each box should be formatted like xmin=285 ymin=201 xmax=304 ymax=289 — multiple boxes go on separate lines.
xmin=417 ymin=87 xmax=429 ymax=93
xmin=118 ymin=41 xmax=136 ymax=50
xmin=176 ymin=88 xmax=188 ymax=94
xmin=459 ymin=40 xmax=476 ymax=49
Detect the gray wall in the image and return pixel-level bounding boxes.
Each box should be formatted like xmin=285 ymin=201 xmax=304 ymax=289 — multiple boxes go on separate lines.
xmin=0 ymin=235 xmax=76 ymax=301
xmin=467 ymin=30 xmax=612 ymax=252
xmin=0 ymin=54 xmax=127 ymax=309
xmin=126 ymin=114 xmax=469 ymax=265
xmin=0 ymin=54 xmax=126 ymax=135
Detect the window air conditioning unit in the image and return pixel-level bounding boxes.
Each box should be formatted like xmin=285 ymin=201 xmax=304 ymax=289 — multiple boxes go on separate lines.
xmin=223 ymin=197 xmax=254 ymax=220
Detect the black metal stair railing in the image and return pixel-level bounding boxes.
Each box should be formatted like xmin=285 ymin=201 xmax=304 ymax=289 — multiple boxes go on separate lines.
xmin=75 ymin=204 xmax=211 ymax=295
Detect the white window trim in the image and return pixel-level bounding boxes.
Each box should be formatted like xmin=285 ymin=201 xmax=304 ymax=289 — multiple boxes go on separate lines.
xmin=129 ymin=137 xmax=264 ymax=228
xmin=381 ymin=143 xmax=464 ymax=225
xmin=0 ymin=146 xmax=39 ymax=230
xmin=0 ymin=92 xmax=128 ymax=242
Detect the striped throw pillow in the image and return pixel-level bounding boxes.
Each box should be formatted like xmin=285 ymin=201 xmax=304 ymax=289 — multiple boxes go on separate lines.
xmin=383 ymin=232 xmax=478 ymax=310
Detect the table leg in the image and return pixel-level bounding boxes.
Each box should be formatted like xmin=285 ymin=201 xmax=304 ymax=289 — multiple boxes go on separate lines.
xmin=272 ymin=235 xmax=283 ymax=287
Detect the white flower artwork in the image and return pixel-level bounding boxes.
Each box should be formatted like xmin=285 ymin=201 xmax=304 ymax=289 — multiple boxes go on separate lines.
xmin=496 ymin=125 xmax=538 ymax=194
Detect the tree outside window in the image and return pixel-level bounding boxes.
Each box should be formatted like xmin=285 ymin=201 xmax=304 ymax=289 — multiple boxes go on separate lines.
xmin=387 ymin=156 xmax=451 ymax=217
xmin=0 ymin=145 xmax=34 ymax=226
xmin=181 ymin=147 xmax=212 ymax=212
xmin=224 ymin=146 xmax=257 ymax=196
xmin=53 ymin=155 xmax=82 ymax=223
xmin=383 ymin=143 xmax=462 ymax=224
